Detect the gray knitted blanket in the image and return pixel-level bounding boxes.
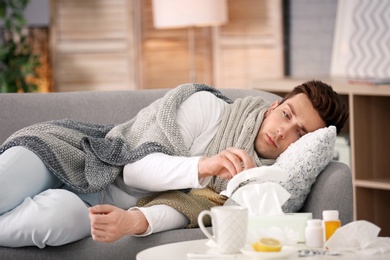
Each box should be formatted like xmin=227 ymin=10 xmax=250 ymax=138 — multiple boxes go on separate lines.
xmin=0 ymin=84 xmax=230 ymax=193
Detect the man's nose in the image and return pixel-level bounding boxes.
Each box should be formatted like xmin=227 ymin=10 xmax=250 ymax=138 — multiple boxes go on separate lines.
xmin=278 ymin=123 xmax=296 ymax=139
xmin=277 ymin=128 xmax=285 ymax=139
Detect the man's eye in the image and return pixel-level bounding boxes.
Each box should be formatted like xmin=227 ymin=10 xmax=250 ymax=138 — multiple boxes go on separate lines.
xmin=283 ymin=111 xmax=289 ymax=119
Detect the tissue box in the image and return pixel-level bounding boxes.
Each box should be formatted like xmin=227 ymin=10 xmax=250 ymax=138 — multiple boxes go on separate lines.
xmin=248 ymin=213 xmax=312 ymax=243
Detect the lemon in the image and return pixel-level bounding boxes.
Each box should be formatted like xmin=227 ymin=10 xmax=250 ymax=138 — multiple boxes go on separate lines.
xmin=252 ymin=238 xmax=282 ymax=252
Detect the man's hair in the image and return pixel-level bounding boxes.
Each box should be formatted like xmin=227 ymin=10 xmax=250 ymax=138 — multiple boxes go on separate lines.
xmin=280 ymin=80 xmax=349 ymax=134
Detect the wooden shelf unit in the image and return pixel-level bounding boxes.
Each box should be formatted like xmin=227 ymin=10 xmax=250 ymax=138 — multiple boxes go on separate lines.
xmin=251 ymin=77 xmax=390 ymax=236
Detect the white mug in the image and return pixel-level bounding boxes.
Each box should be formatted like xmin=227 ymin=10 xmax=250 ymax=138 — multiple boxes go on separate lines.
xmin=198 ymin=205 xmax=248 ymax=254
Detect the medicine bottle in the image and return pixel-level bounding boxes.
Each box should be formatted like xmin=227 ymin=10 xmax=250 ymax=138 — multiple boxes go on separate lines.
xmin=305 ymin=219 xmax=324 ymax=248
xmin=322 ymin=210 xmax=341 ymax=241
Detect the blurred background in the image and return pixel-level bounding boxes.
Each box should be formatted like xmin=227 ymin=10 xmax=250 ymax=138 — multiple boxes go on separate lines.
xmin=0 ymin=0 xmax=339 ymax=92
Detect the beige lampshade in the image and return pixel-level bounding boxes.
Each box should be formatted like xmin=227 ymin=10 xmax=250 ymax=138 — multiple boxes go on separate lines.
xmin=152 ymin=0 xmax=228 ymax=29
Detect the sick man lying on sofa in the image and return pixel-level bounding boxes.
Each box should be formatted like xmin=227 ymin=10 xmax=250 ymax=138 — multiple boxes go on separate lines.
xmin=0 ymin=80 xmax=348 ymax=248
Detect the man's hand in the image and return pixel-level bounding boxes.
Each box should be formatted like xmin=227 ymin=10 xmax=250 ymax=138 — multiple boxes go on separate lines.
xmin=89 ymin=205 xmax=148 ymax=243
xmin=198 ymin=147 xmax=256 ymax=180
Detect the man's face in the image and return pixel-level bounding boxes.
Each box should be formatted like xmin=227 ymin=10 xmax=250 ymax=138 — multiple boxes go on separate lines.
xmin=255 ymin=93 xmax=326 ymax=159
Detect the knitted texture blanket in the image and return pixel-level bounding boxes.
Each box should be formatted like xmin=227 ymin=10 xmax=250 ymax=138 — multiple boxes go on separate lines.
xmin=0 ymin=84 xmax=230 ymax=193
xmin=137 ymin=188 xmax=226 ymax=228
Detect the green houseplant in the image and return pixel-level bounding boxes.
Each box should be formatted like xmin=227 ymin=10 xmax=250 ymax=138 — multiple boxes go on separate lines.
xmin=0 ymin=0 xmax=40 ymax=93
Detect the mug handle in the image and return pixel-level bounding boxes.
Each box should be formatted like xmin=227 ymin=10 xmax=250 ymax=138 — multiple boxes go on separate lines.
xmin=198 ymin=210 xmax=216 ymax=243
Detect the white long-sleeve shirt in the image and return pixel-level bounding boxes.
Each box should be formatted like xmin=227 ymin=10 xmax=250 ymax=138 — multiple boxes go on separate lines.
xmin=99 ymin=91 xmax=228 ymax=235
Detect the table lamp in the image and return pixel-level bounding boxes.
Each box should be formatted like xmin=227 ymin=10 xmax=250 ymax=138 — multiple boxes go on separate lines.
xmin=152 ymin=0 xmax=228 ymax=82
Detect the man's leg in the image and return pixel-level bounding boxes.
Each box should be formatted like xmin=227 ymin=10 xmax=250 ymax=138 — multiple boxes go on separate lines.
xmin=0 ymin=189 xmax=91 ymax=248
xmin=0 ymin=146 xmax=62 ymax=214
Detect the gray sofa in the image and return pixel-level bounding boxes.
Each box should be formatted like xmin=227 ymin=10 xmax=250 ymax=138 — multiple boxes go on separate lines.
xmin=0 ymin=88 xmax=353 ymax=260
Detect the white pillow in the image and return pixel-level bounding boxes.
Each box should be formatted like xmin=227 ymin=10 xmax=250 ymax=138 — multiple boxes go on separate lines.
xmin=275 ymin=125 xmax=337 ymax=212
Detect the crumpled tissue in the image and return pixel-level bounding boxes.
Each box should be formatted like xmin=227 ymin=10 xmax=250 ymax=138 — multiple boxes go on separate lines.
xmin=325 ymin=220 xmax=390 ymax=256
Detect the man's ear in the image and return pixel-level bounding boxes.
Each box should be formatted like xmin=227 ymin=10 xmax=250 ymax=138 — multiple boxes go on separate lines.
xmin=265 ymin=100 xmax=280 ymax=116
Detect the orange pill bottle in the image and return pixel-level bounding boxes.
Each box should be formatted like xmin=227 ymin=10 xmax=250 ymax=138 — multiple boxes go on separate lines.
xmin=322 ymin=210 xmax=341 ymax=241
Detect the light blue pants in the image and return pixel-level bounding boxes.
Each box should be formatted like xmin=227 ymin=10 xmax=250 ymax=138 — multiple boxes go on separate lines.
xmin=0 ymin=146 xmax=98 ymax=248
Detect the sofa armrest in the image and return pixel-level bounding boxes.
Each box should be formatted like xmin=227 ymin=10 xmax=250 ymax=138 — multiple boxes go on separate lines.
xmin=300 ymin=161 xmax=353 ymax=225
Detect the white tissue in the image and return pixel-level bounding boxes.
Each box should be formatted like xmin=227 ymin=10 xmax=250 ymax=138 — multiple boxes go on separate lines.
xmin=220 ymin=165 xmax=290 ymax=217
xmin=230 ymin=182 xmax=290 ymax=216
xmin=220 ymin=165 xmax=288 ymax=198
xmin=325 ymin=220 xmax=390 ymax=256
